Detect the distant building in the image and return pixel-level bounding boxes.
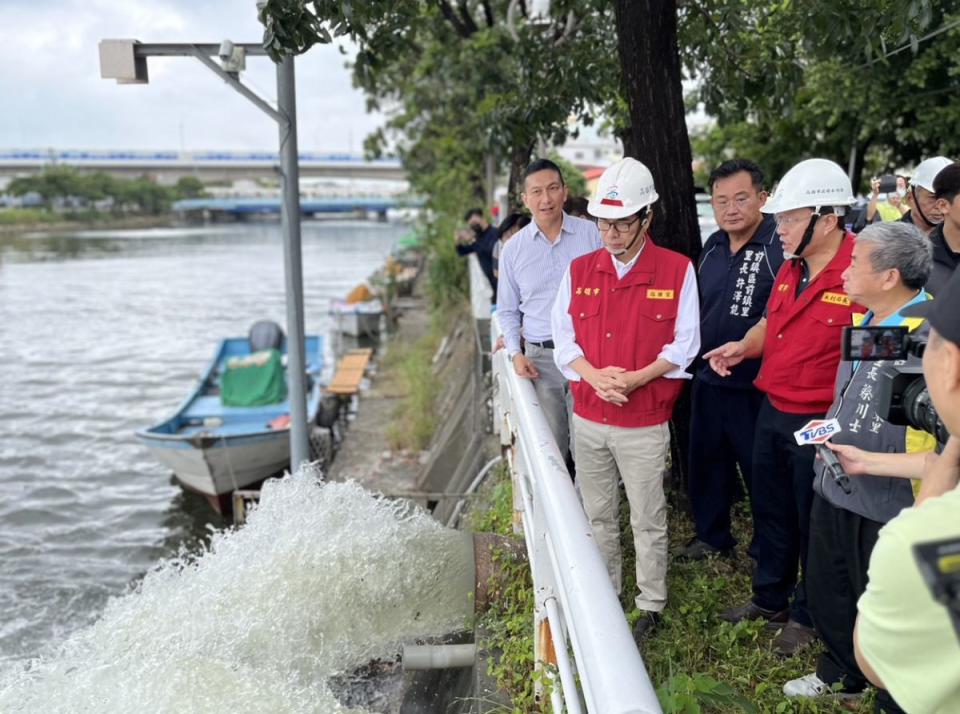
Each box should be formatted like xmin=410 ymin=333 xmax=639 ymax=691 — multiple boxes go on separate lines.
xmin=553 ymin=124 xmax=622 ymax=172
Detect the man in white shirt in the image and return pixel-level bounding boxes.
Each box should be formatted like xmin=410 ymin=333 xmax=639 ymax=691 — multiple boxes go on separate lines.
xmin=497 ymin=158 xmax=602 ymax=461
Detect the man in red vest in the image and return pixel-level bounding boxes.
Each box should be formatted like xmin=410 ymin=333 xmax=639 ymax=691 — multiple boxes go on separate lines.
xmin=551 ymin=158 xmax=701 ymax=641
xmin=705 ymin=158 xmax=865 ymax=656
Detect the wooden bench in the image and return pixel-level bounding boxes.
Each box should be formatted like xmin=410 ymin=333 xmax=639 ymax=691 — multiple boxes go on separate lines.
xmin=325 ymin=348 xmax=374 ymax=396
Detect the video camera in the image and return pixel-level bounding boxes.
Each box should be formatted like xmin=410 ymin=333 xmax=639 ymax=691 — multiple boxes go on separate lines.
xmin=914 ymin=537 xmax=960 ymax=644
xmin=842 ymin=326 xmax=948 ymax=447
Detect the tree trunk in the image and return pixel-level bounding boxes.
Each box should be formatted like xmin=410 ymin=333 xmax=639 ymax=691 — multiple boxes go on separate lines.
xmin=614 ymin=0 xmax=699 ymax=494
xmin=850 ymin=135 xmax=872 ymax=195
xmin=507 ymin=142 xmax=534 ymax=212
xmin=613 ymin=0 xmax=699 ymax=262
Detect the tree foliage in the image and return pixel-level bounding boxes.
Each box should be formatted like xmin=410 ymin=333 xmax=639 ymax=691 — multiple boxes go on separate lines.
xmin=259 ymin=0 xmax=621 ymax=212
xmin=549 ymin=152 xmax=587 ymax=199
xmin=682 ymin=0 xmax=957 ymax=191
xmin=255 ymin=1 xmax=954 ymax=238
xmin=7 ymin=168 xmax=206 ymax=214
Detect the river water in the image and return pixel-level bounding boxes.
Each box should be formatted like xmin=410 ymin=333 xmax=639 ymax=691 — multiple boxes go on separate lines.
xmin=0 ymin=220 xmax=419 ymax=669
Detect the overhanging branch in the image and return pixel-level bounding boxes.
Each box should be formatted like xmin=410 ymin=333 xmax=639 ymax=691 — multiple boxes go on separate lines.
xmin=456 ymin=0 xmax=479 ymax=34
xmin=437 ymin=0 xmax=472 ymax=37
xmin=481 ymin=0 xmax=495 ymax=28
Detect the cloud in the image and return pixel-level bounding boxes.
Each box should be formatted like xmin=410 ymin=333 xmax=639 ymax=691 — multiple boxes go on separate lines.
xmin=0 ymin=0 xmax=383 ymax=152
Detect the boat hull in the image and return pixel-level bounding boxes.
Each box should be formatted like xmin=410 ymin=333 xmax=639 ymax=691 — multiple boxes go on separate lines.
xmin=142 ymin=430 xmax=292 ymax=497
xmin=137 ymin=334 xmax=324 ymax=508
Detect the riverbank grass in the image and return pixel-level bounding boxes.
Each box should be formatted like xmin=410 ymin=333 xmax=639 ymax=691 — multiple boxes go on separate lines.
xmin=467 ymin=466 xmax=876 ymax=713
xmin=383 ymin=304 xmax=465 ymax=451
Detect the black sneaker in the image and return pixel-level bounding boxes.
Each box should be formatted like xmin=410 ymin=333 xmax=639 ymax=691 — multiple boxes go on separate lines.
xmin=676 ymin=538 xmax=733 ymax=562
xmin=631 ymin=610 xmax=662 ymax=645
xmin=720 ymin=600 xmax=789 ymax=624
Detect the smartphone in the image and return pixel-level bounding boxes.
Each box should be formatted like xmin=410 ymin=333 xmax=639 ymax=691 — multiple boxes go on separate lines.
xmin=877 ymin=174 xmax=898 ymax=194
xmin=842 ymin=326 xmax=908 ymax=361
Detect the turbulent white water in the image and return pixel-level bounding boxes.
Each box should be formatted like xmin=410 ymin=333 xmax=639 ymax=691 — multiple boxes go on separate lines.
xmin=0 ymin=470 xmax=474 ymax=713
xmin=0 ymin=220 xmax=405 ymax=659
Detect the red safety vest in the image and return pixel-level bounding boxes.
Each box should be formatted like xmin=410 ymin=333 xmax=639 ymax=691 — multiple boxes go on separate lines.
xmin=568 ymin=240 xmax=691 ymax=427
xmin=754 ymin=233 xmax=864 ymax=413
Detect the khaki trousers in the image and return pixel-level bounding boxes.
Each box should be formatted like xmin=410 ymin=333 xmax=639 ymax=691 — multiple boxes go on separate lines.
xmin=573 ymin=414 xmax=669 ymax=612
xmin=525 ymin=343 xmax=575 ymax=461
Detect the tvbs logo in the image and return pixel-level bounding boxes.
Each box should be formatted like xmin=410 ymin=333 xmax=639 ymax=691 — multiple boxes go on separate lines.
xmin=793 ymin=418 xmax=842 ymax=446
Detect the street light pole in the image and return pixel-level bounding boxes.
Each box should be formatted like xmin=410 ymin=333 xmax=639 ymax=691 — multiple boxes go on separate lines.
xmin=276 ymin=55 xmax=310 ymax=471
xmin=99 ymin=40 xmax=312 ymax=475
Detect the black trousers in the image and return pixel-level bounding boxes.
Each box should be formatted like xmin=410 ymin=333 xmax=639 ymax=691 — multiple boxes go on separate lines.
xmin=750 ymin=397 xmax=820 ymax=626
xmin=807 ymin=494 xmax=907 ymax=713
xmin=687 ymin=380 xmax=763 ymax=551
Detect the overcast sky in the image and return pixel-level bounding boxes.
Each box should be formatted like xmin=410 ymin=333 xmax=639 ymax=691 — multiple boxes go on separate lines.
xmin=0 ymin=0 xmax=384 ymax=153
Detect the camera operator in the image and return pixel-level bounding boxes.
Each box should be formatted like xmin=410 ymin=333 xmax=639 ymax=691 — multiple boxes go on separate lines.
xmin=851 ymin=267 xmax=960 ymax=713
xmin=782 ymin=222 xmax=934 ymax=709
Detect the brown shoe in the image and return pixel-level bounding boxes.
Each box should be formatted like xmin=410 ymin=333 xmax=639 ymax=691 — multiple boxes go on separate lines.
xmin=772 ymin=620 xmax=818 ymax=657
xmin=720 ymin=601 xmax=789 ymax=624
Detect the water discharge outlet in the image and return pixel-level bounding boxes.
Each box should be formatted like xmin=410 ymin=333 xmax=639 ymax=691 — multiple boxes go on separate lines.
xmin=0 ymin=468 xmax=525 ymax=713
xmin=401 ymin=643 xmax=477 ymax=670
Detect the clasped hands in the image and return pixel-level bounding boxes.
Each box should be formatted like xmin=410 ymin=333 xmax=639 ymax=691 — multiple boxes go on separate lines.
xmin=585 ymin=365 xmax=647 ymax=405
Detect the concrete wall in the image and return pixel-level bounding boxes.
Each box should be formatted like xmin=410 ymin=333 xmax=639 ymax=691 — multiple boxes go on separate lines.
xmin=417 ymin=316 xmax=496 ymax=524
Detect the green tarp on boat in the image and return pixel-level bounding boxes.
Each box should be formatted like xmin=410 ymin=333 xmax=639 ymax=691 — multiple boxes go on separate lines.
xmin=220 ymin=349 xmax=287 ymax=407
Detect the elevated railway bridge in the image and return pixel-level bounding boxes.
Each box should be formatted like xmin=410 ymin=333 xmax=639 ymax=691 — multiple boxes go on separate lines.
xmin=0 ymin=149 xmax=407 ymax=184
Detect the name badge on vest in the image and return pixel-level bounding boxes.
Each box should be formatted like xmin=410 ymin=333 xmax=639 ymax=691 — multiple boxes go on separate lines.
xmin=821 ymin=291 xmax=851 ymax=306
xmin=647 ymin=289 xmax=674 ymax=300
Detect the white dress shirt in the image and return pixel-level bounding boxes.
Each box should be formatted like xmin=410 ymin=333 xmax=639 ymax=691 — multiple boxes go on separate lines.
xmin=496 ymin=213 xmax=602 ymax=356
xmin=551 ymin=249 xmax=701 ymax=381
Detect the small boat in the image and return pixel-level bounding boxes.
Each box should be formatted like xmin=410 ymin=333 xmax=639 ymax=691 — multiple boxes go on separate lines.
xmin=329 ymin=297 xmax=384 ymax=338
xmin=137 ymin=328 xmax=324 ymax=512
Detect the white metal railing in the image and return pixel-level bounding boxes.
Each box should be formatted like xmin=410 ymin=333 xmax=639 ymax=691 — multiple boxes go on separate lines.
xmin=468 ymin=253 xmax=494 ymax=320
xmin=488 ymin=310 xmax=662 ymax=714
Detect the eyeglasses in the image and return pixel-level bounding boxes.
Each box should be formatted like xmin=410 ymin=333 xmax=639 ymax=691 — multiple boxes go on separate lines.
xmin=597 ymin=216 xmax=641 ymax=233
xmin=712 ymin=196 xmax=754 ymax=213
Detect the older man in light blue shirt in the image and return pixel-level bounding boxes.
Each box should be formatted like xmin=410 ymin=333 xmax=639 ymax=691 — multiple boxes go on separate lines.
xmin=497 ymin=158 xmax=601 ymax=461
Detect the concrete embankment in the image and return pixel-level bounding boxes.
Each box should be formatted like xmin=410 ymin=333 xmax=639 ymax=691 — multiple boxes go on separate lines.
xmin=0 ymin=214 xmax=174 ymax=236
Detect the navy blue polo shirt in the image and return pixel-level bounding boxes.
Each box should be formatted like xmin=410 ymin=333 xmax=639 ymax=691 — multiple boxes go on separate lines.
xmin=457 ymin=225 xmax=499 ymax=291
xmin=696 ymin=215 xmax=784 ymax=388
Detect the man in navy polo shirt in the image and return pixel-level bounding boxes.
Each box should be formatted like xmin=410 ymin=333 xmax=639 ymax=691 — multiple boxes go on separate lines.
xmin=681 ymin=160 xmax=784 ymax=560
xmin=456 ymin=207 xmax=501 ymax=296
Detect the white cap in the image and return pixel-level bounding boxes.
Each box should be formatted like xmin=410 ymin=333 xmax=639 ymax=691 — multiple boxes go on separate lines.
xmin=762 ymin=158 xmax=856 ymax=215
xmin=588 ymin=158 xmax=659 ymax=220
xmin=910 ymin=156 xmax=952 ymax=192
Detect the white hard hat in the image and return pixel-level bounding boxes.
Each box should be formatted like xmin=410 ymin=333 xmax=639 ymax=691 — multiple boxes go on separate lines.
xmin=588 ymin=158 xmax=659 ymax=220
xmin=910 ymin=156 xmax=952 ymax=192
xmin=761 ymin=158 xmax=856 ymax=215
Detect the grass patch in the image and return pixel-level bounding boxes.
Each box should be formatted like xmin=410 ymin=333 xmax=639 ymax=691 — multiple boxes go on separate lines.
xmin=631 ymin=499 xmax=874 ymax=713
xmin=381 ymin=209 xmax=470 ymax=451
xmin=466 ymin=466 xmax=877 ymax=712
xmin=0 ymin=208 xmax=61 ymax=224
xmin=464 ymin=464 xmax=541 ymax=712
xmin=383 ymin=304 xmax=464 ymax=451
xmin=0 ymin=208 xmax=157 ymax=226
